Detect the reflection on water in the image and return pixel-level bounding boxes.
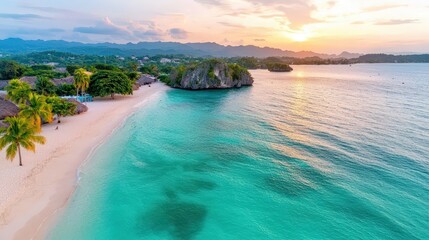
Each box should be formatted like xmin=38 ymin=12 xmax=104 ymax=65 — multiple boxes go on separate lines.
xmin=50 ymin=64 xmax=429 ymax=240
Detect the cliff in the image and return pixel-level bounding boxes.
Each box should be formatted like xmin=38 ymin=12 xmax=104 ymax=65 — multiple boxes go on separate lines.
xmin=168 ymin=60 xmax=253 ymax=90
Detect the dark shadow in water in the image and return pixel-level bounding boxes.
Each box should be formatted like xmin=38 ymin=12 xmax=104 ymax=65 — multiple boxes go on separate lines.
xmin=177 ymin=179 xmax=218 ymax=194
xmin=261 ymin=151 xmax=332 ymax=197
xmin=264 ymin=175 xmax=313 ymax=197
xmin=181 ymin=160 xmax=224 ymax=173
xmin=139 ymin=200 xmax=208 ymax=240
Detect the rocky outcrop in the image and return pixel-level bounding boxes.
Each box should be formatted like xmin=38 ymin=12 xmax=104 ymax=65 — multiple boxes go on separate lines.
xmin=169 ymin=60 xmax=253 ymax=90
xmin=267 ymin=63 xmax=293 ymax=72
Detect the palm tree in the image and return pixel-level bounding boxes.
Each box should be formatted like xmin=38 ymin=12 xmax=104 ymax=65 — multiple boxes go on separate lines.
xmin=19 ymin=93 xmax=53 ymax=132
xmin=5 ymin=79 xmax=32 ymax=104
xmin=0 ymin=117 xmax=46 ymax=166
xmin=74 ymin=68 xmax=90 ymax=99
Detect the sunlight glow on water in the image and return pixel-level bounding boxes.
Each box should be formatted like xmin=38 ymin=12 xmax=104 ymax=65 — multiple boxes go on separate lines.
xmin=49 ymin=64 xmax=429 ymax=240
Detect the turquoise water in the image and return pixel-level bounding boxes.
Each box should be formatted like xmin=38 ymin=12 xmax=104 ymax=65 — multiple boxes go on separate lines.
xmin=49 ymin=64 xmax=429 ymax=240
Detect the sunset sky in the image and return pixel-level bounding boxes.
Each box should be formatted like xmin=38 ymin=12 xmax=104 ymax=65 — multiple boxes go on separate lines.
xmin=1 ymin=0 xmax=428 ymax=53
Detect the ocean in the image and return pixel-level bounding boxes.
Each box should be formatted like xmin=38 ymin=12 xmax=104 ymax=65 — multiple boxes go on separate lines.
xmin=48 ymin=64 xmax=429 ymax=240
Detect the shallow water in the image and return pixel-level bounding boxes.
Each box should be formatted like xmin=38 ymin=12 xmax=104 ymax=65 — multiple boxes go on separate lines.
xmin=49 ymin=64 xmax=429 ymax=240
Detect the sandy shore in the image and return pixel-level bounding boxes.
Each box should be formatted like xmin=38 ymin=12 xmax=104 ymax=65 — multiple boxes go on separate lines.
xmin=0 ymin=82 xmax=168 ymax=239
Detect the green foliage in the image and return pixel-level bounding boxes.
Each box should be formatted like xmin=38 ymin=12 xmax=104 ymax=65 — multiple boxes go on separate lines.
xmin=5 ymin=79 xmax=32 ymax=104
xmin=74 ymin=68 xmax=90 ymax=95
xmin=127 ymin=72 xmax=141 ymax=83
xmin=140 ymin=64 xmax=159 ymax=76
xmin=46 ymin=96 xmax=76 ymax=119
xmin=22 ymin=65 xmax=68 ymax=79
xmin=35 ymin=76 xmax=57 ymax=96
xmin=228 ymin=64 xmax=247 ymax=80
xmin=19 ymin=93 xmax=53 ymax=131
xmin=31 ymin=65 xmax=53 ymax=71
xmin=0 ymin=60 xmax=25 ymax=80
xmin=88 ymin=70 xmax=133 ymax=99
xmin=94 ymin=63 xmax=121 ymax=72
xmin=158 ymin=73 xmax=170 ymax=85
xmin=227 ymin=57 xmax=259 ymax=69
xmin=0 ymin=116 xmax=46 ymax=166
xmin=56 ymin=84 xmax=76 ymax=96
xmin=127 ymin=62 xmax=139 ymax=72
xmin=169 ymin=65 xmax=187 ymax=86
xmin=66 ymin=65 xmax=81 ymax=75
xmin=266 ymin=63 xmax=293 ymax=72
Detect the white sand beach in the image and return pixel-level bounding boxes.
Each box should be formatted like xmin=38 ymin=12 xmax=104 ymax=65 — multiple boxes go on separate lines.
xmin=0 ymin=82 xmax=168 ymax=239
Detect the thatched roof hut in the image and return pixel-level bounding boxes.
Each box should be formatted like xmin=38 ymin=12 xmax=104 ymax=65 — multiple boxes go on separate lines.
xmin=52 ymin=76 xmax=75 ymax=86
xmin=19 ymin=76 xmax=38 ymax=87
xmin=136 ymin=74 xmax=157 ymax=86
xmin=0 ymin=121 xmax=7 ymax=128
xmin=0 ymin=81 xmax=9 ymax=90
xmin=0 ymin=95 xmax=19 ymax=120
xmin=67 ymin=99 xmax=88 ymax=114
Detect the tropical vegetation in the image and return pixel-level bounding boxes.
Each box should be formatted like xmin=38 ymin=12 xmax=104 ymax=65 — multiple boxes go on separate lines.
xmin=5 ymin=79 xmax=32 ymax=104
xmin=19 ymin=93 xmax=53 ymax=131
xmin=0 ymin=117 xmax=46 ymax=166
xmin=87 ymin=70 xmax=133 ymax=99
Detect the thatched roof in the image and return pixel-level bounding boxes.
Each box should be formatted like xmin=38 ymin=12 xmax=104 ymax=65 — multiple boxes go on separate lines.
xmin=52 ymin=76 xmax=74 ymax=86
xmin=20 ymin=76 xmax=38 ymax=87
xmin=0 ymin=121 xmax=8 ymax=129
xmin=0 ymin=81 xmax=8 ymax=90
xmin=0 ymin=95 xmax=19 ymax=120
xmin=67 ymin=99 xmax=88 ymax=114
xmin=136 ymin=74 xmax=157 ymax=85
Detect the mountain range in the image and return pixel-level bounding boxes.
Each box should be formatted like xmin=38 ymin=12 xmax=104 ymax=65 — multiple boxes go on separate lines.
xmin=0 ymin=38 xmax=361 ymax=59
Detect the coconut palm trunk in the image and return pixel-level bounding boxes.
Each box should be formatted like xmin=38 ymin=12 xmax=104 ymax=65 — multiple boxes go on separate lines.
xmin=18 ymin=144 xmax=23 ymax=166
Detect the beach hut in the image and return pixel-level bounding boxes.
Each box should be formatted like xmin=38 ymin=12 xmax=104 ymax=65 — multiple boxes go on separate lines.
xmin=52 ymin=76 xmax=75 ymax=86
xmin=67 ymin=99 xmax=88 ymax=114
xmin=0 ymin=94 xmax=20 ymax=127
xmin=136 ymin=74 xmax=157 ymax=86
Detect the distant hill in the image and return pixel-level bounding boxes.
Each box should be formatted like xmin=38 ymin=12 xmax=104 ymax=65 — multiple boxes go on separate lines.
xmin=0 ymin=38 xmax=359 ymax=59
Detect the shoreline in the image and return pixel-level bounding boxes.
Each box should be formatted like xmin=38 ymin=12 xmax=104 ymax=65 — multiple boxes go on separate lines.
xmin=0 ymin=82 xmax=169 ymax=239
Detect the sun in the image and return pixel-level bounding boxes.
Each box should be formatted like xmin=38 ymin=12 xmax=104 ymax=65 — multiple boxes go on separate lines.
xmin=290 ymin=32 xmax=309 ymax=42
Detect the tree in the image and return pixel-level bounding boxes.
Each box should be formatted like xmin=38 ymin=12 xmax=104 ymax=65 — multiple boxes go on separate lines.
xmin=88 ymin=70 xmax=133 ymax=99
xmin=56 ymin=84 xmax=76 ymax=96
xmin=66 ymin=65 xmax=81 ymax=75
xmin=140 ymin=64 xmax=159 ymax=76
xmin=127 ymin=61 xmax=139 ymax=72
xmin=5 ymin=79 xmax=32 ymax=104
xmin=73 ymin=68 xmax=90 ymax=97
xmin=46 ymin=97 xmax=76 ymax=123
xmin=35 ymin=76 xmax=57 ymax=96
xmin=127 ymin=71 xmax=141 ymax=83
xmin=0 ymin=60 xmax=26 ymax=80
xmin=19 ymin=93 xmax=53 ymax=132
xmin=0 ymin=117 xmax=46 ymax=166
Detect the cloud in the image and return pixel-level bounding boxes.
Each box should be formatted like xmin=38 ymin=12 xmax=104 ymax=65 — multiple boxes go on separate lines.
xmin=0 ymin=13 xmax=47 ymax=20
xmin=375 ymin=19 xmax=419 ymax=25
xmin=74 ymin=17 xmax=131 ymax=35
xmin=194 ymin=0 xmax=224 ymax=6
xmin=74 ymin=17 xmax=167 ymax=41
xmin=254 ymin=38 xmax=266 ymax=42
xmin=11 ymin=28 xmax=65 ymax=35
xmin=218 ymin=22 xmax=243 ymax=28
xmin=168 ymin=28 xmax=188 ymax=39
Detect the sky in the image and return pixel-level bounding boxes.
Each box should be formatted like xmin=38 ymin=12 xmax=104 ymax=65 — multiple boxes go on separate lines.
xmin=0 ymin=0 xmax=428 ymax=54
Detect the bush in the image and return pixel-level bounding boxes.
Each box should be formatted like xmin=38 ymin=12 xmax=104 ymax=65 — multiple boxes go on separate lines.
xmin=56 ymin=84 xmax=76 ymax=96
xmin=35 ymin=77 xmax=57 ymax=96
xmin=0 ymin=60 xmax=26 ymax=80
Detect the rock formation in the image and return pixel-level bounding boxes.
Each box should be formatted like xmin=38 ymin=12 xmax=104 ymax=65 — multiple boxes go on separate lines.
xmin=169 ymin=60 xmax=253 ymax=90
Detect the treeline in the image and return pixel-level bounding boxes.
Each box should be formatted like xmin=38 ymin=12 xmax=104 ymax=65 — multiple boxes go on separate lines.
xmin=227 ymin=54 xmax=429 ymax=69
